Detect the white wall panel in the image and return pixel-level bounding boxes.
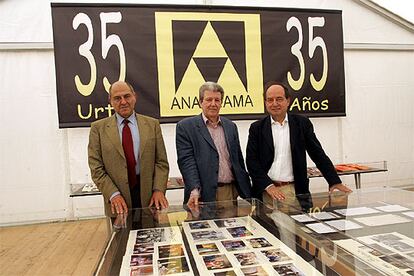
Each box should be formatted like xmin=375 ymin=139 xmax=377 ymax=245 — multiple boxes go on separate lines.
xmin=67 ymin=128 xmax=91 ymax=184
xmin=0 ymin=1 xmax=53 ymax=42
xmin=211 ymin=0 xmax=414 ymax=44
xmin=342 ymin=50 xmax=414 ymax=187
xmin=0 ymin=51 xmax=69 ymax=224
xmin=0 ymin=0 xmax=204 ymax=44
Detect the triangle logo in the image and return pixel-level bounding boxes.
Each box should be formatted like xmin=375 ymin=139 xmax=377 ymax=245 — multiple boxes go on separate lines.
xmin=176 ymin=22 xmax=246 ymax=95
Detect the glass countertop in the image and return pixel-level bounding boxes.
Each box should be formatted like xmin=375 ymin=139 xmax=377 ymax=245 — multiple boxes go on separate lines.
xmin=94 ymin=188 xmax=414 ymax=276
xmin=272 ymin=187 xmax=414 ymax=275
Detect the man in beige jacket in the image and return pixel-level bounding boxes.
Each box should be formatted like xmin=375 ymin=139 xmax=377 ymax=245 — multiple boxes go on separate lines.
xmin=88 ymin=81 xmax=169 ymax=217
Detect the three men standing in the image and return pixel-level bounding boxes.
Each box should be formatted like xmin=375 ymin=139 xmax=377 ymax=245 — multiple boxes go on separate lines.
xmin=89 ymin=79 xmax=350 ymax=214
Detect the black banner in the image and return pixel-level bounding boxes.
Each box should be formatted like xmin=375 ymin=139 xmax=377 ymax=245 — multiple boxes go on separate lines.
xmin=51 ymin=3 xmax=345 ymax=128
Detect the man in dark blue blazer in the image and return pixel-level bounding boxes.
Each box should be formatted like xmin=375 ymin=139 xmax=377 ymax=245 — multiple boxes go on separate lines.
xmin=247 ymin=82 xmax=351 ymax=205
xmin=176 ymin=82 xmax=251 ymax=206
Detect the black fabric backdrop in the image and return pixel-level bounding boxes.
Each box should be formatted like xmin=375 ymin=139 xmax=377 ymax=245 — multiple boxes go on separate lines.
xmin=52 ymin=4 xmax=345 ymax=128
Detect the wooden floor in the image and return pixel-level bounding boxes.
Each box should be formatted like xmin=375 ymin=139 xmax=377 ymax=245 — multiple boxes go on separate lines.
xmin=0 ymin=218 xmax=109 ymax=276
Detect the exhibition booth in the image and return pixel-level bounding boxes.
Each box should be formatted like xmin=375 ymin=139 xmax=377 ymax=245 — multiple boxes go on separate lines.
xmin=1 ymin=0 xmax=414 ymax=275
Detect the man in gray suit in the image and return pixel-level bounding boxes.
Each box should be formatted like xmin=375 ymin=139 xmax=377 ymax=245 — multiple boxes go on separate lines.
xmin=176 ymin=82 xmax=251 ymax=207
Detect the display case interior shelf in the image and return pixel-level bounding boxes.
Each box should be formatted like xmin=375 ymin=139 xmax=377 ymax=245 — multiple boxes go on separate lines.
xmin=307 ymin=161 xmax=387 ymax=178
xmin=70 ymin=177 xmax=185 ymax=197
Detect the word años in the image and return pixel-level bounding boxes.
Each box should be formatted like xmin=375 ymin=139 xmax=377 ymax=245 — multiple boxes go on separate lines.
xmin=290 ymin=97 xmax=328 ymax=111
xmin=77 ymin=104 xmax=114 ymax=119
xmin=170 ymin=94 xmax=253 ymax=110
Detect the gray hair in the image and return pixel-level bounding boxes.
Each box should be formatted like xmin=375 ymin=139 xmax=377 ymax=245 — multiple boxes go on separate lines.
xmin=199 ymin=81 xmax=224 ymax=102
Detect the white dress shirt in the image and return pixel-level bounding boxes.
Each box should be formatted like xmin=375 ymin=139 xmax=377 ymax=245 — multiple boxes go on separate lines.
xmin=267 ymin=114 xmax=294 ymax=182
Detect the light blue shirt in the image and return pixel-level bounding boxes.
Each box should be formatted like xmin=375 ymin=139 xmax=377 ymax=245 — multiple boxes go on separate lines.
xmin=115 ymin=112 xmax=140 ymax=174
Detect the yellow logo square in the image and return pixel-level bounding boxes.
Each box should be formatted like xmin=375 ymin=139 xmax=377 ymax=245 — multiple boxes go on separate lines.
xmin=155 ymin=12 xmax=264 ymax=117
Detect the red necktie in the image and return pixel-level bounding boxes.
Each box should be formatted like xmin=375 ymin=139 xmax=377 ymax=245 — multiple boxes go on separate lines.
xmin=122 ymin=119 xmax=137 ymax=188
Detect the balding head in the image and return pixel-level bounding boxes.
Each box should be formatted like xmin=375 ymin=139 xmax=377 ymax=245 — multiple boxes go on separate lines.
xmin=109 ymin=81 xmax=137 ymax=118
xmin=109 ymin=81 xmax=135 ymax=97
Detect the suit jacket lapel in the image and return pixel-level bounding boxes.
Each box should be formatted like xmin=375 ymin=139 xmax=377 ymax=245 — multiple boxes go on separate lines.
xmin=288 ymin=114 xmax=298 ymax=151
xmin=262 ymin=116 xmax=274 ymax=152
xmin=196 ymin=114 xmax=217 ymax=151
xmin=105 ymin=116 xmax=125 ymax=159
xmin=136 ymin=114 xmax=147 ymax=159
xmin=221 ymin=118 xmax=232 ymax=152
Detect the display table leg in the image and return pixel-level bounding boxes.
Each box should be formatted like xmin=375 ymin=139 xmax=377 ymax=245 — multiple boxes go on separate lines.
xmin=354 ymin=173 xmax=361 ymax=189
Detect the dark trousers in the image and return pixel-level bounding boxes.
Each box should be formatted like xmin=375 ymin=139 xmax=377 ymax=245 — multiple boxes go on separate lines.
xmin=130 ymin=175 xmax=142 ymax=209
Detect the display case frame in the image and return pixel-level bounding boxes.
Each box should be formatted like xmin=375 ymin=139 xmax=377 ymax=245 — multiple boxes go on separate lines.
xmin=93 ymin=187 xmax=414 ymax=275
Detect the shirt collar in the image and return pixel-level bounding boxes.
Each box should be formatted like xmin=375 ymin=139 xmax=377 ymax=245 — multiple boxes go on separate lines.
xmin=202 ymin=113 xmax=221 ymax=126
xmin=270 ymin=114 xmax=288 ymax=126
xmin=116 ymin=112 xmax=137 ymax=127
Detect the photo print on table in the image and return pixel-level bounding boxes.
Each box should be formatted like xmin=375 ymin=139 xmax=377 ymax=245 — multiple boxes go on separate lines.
xmin=247 ymin=237 xmax=272 ymax=248
xmin=241 ymin=265 xmax=269 ymax=276
xmin=309 ymin=211 xmax=340 ymax=220
xmin=158 ymin=256 xmax=190 ymax=275
xmin=214 ymin=270 xmax=237 ymax=276
xmin=290 ymin=214 xmax=316 ymax=223
xmin=130 ymin=254 xmax=153 ymax=267
xmin=273 ymin=263 xmax=305 ymax=276
xmin=374 ymin=204 xmax=410 ymax=212
xmin=234 ymin=252 xmax=260 ymax=266
xmin=221 ymin=240 xmax=247 ymax=251
xmin=261 ymin=249 xmax=292 ymax=263
xmin=354 ymin=214 xmax=411 ymax=227
xmin=379 ymin=254 xmax=414 ymax=270
xmin=130 ymin=265 xmax=153 ymax=276
xmin=196 ymin=242 xmax=220 ymax=255
xmin=386 ymin=253 xmax=414 ymax=269
xmin=371 ymin=233 xmax=402 ymax=242
xmin=133 ymin=243 xmax=154 ymax=254
xmin=358 ymin=243 xmax=393 ymax=257
xmin=191 ymin=230 xmax=226 ymax=242
xmin=382 ymin=240 xmax=414 ymax=253
xmin=325 ymin=219 xmax=363 ymax=231
xmin=136 ymin=228 xmax=166 ymax=243
xmin=203 ymin=254 xmax=232 ymax=270
xmin=158 ymin=244 xmax=185 ymax=259
xmin=227 ymin=226 xmax=253 ymax=238
xmin=214 ymin=218 xmax=244 ymax=228
xmin=189 ymin=221 xmax=211 ymax=230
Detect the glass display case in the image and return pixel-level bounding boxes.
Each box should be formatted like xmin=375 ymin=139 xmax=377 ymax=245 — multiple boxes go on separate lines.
xmin=94 ymin=187 xmax=414 ymax=275
xmin=272 ymin=187 xmax=414 ymax=276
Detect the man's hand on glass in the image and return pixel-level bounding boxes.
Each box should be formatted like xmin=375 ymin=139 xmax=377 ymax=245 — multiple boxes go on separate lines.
xmin=111 ymin=194 xmax=128 ymax=214
xmin=265 ymin=184 xmax=286 ymax=200
xmin=149 ymin=190 xmax=169 ymax=210
xmin=187 ymin=188 xmax=201 ymax=217
xmin=329 ymin=183 xmax=353 ymax=194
